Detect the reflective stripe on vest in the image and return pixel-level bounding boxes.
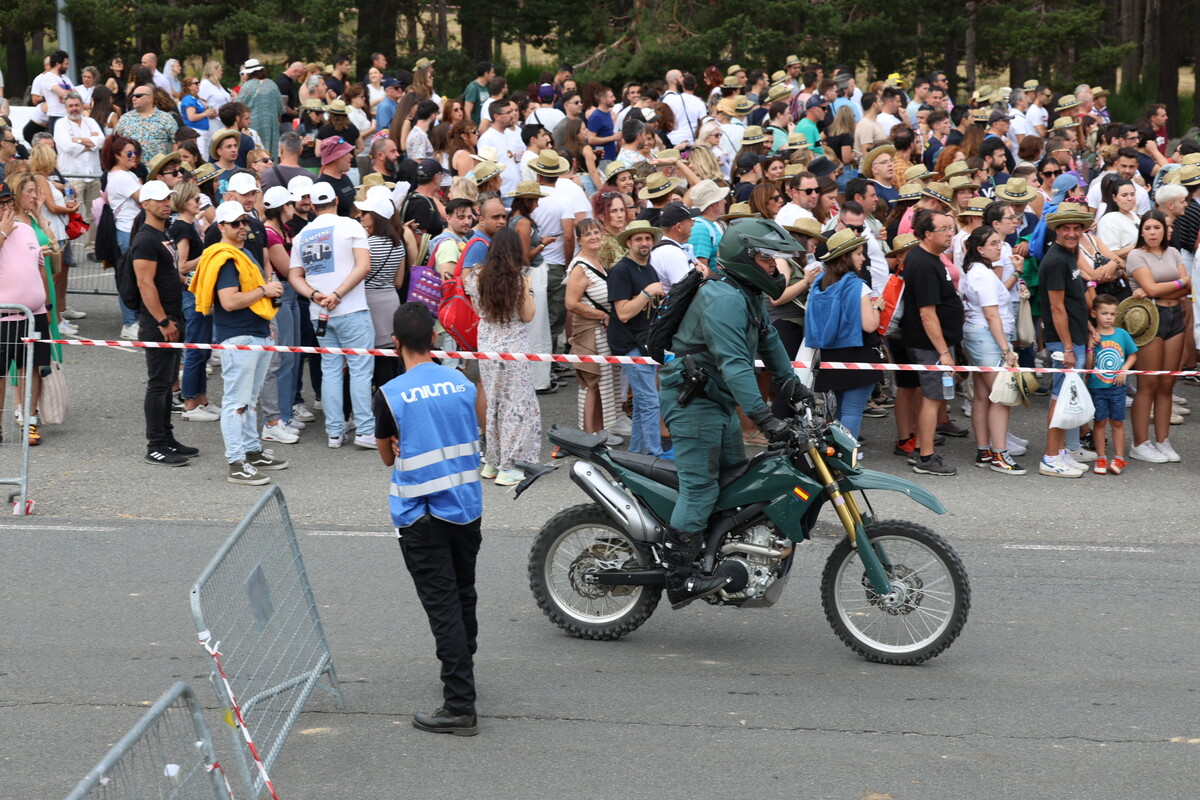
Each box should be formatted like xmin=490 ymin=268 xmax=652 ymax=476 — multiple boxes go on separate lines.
xmin=396 ymin=441 xmax=481 ymax=472
xmin=389 ymin=467 xmax=480 ymax=498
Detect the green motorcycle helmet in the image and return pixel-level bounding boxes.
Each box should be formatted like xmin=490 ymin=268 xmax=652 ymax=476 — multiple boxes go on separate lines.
xmin=715 ymin=217 xmax=806 ymax=299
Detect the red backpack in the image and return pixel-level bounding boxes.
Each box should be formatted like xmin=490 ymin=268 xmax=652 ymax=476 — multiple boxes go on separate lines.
xmin=438 ymin=235 xmax=486 ymax=349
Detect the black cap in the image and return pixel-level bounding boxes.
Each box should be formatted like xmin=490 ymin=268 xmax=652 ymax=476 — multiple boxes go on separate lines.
xmin=418 ymin=158 xmax=444 ymax=176
xmin=736 ymin=152 xmax=765 ymax=171
xmin=658 ymin=200 xmax=699 ymax=228
xmin=0 ymin=181 xmax=11 ymax=201
xmin=807 ymin=156 xmax=838 ymax=179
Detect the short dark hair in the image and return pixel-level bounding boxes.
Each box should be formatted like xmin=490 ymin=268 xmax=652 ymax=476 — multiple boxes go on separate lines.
xmin=891 ymin=125 xmax=915 ymax=151
xmin=1115 ymin=146 xmax=1140 ymax=161
xmin=521 ymin=124 xmax=546 ymax=146
xmin=682 ymin=73 xmax=697 ymax=92
xmin=840 ymin=200 xmax=865 ymax=217
xmin=927 ymin=108 xmax=949 ymax=126
xmin=486 ymin=76 xmax=507 ymax=95
xmin=1093 ymin=293 xmax=1119 ymax=310
xmin=218 ymin=102 xmax=246 ymax=128
xmin=844 ymin=178 xmax=870 ymax=204
xmin=785 ymin=171 xmax=816 ymax=192
xmin=414 ymin=99 xmax=439 ymax=122
xmin=476 ymin=61 xmax=495 ymax=77
xmin=861 ymin=91 xmax=878 ymax=111
xmin=560 ymin=90 xmax=579 ymax=108
xmin=913 ymin=207 xmax=947 ymax=239
xmin=445 ymin=197 xmax=477 ymax=216
xmin=50 ymin=50 xmax=69 ymax=67
xmin=333 ymin=54 xmax=350 ymax=67
xmin=979 ymin=137 xmax=1009 ymax=162
xmin=982 ymin=201 xmax=1008 ymax=226
xmin=392 ymin=302 xmax=434 ymax=352
xmin=881 ymin=87 xmax=903 ymax=103
xmin=486 ymin=98 xmax=511 ymax=119
xmin=621 ymin=117 xmax=645 ymax=144
xmin=950 ymin=106 xmax=969 ymax=126
xmin=912 ymin=76 xmax=930 ymax=90
xmin=1177 ymin=138 xmax=1200 ymax=155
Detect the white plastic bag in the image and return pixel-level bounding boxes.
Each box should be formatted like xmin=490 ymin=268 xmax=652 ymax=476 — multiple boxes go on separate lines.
xmin=1049 ymin=370 xmax=1094 ymax=429
xmin=988 ymin=370 xmax=1021 ymax=407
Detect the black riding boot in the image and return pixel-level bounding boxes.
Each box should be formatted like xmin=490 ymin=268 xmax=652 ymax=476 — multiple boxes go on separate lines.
xmin=663 ymin=527 xmax=730 ymax=609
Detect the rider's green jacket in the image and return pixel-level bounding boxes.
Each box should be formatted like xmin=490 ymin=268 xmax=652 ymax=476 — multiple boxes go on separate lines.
xmin=659 ymin=271 xmax=794 ymax=415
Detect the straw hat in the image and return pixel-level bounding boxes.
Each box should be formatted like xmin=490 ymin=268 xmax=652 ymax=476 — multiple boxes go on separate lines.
xmin=413 ymin=57 xmax=436 ymax=71
xmin=146 ymin=151 xmax=182 ymax=180
xmin=948 ymin=174 xmax=981 ymax=193
xmin=822 ymin=228 xmax=869 ymax=261
xmin=1014 ymin=370 xmax=1040 ymax=408
xmin=1179 ymin=153 xmax=1200 ymax=165
xmin=786 ymin=218 xmax=826 ymax=240
xmin=209 ymin=129 xmax=241 ymax=159
xmin=1054 ymin=94 xmax=1080 ymax=112
xmin=1045 ymin=202 xmax=1094 ymax=230
xmin=720 ymin=75 xmax=740 ymax=90
xmin=784 ymin=54 xmax=802 ymax=68
xmin=771 ymin=70 xmax=787 ymax=84
xmin=780 ymin=131 xmax=810 ymax=151
xmin=862 ymin=145 xmax=896 ymax=176
xmin=190 ymin=162 xmax=221 ymax=185
xmin=615 ymin=219 xmax=662 ymax=247
xmin=529 ymin=149 xmax=570 ymax=177
xmin=740 ymin=126 xmax=767 ymax=146
xmin=718 ymin=202 xmax=757 ymax=221
xmin=1116 ymin=297 xmax=1160 ymax=348
xmin=717 ymin=96 xmax=754 ymax=117
xmin=904 ymin=163 xmax=934 ymax=183
xmin=922 ymin=182 xmax=953 ymax=206
xmin=656 ymin=148 xmax=681 ymax=162
xmin=726 ymin=64 xmax=746 ymax=76
xmin=974 ymin=85 xmax=995 ymax=103
xmin=898 ymin=182 xmax=925 ymax=202
xmin=604 ymin=160 xmax=635 ymax=183
xmin=995 ymin=177 xmax=1038 ymax=204
xmin=472 ymin=160 xmax=503 ymax=185
xmin=300 ymin=98 xmax=326 ymax=113
xmin=469 ymin=145 xmax=499 ymax=163
xmin=943 ymin=161 xmax=970 ymax=180
xmin=356 ymin=172 xmax=396 ymax=191
xmin=957 ymin=197 xmax=992 ymax=217
xmin=1022 ymin=79 xmax=1040 ymax=90
xmin=887 ymin=233 xmax=920 ymax=257
xmin=325 ymin=99 xmax=348 ymax=115
xmin=507 ymin=180 xmax=547 ymax=199
xmin=1178 ymin=165 xmax=1200 ymax=186
xmin=641 ymin=171 xmax=682 ymax=199
xmin=1051 ymin=116 xmax=1079 ymax=132
xmin=972 ymin=108 xmax=990 ymax=125
xmin=764 ymin=83 xmax=792 ymax=106
xmin=1091 ymin=85 xmax=1110 ymax=98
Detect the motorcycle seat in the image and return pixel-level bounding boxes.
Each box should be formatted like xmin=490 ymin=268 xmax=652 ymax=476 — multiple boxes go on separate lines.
xmin=609 ymin=450 xmax=753 ymax=491
xmin=547 ymin=425 xmax=611 ymax=458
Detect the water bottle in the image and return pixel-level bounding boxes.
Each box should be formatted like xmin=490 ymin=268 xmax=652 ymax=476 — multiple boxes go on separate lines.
xmin=315 ymin=311 xmax=329 ymax=337
xmin=941 ymin=370 xmax=955 ymax=400
xmin=65 ymin=184 xmax=75 ymax=202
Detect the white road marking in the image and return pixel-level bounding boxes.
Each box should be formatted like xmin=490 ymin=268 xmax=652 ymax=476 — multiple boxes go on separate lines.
xmin=305 ymin=529 xmax=394 ymax=538
xmin=1002 ymin=544 xmax=1156 ymax=553
xmin=0 ymin=524 xmax=119 ymax=531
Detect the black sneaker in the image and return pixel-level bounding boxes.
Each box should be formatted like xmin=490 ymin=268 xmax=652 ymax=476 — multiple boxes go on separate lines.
xmin=227 ymin=460 xmax=270 ymax=485
xmin=936 ymin=419 xmax=969 ymax=438
xmin=169 ymin=441 xmax=200 ymax=457
xmin=990 ymin=450 xmax=1027 ymax=476
xmin=412 ymin=706 xmax=479 ymax=736
xmin=171 ymin=392 xmax=185 ymax=413
xmin=974 ymin=448 xmax=994 ymax=468
xmin=146 ymin=448 xmax=190 ymax=467
xmin=1079 ymin=431 xmax=1095 ymax=452
xmin=912 ymin=454 xmax=956 ymax=476
xmin=245 ymin=449 xmax=289 ymax=470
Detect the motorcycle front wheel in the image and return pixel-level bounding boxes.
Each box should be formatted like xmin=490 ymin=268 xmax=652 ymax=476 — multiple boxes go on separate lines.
xmin=528 ymin=503 xmax=661 ymax=640
xmin=821 ymin=520 xmax=970 ymax=665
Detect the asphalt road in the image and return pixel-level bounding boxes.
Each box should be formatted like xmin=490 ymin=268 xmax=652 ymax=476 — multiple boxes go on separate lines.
xmin=3 ymin=295 xmax=1198 ymax=799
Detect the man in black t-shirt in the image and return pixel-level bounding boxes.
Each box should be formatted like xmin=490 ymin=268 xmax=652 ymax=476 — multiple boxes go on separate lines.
xmin=606 ymin=221 xmax=667 ymax=455
xmin=899 ymin=209 xmax=963 ymax=475
xmin=203 ymin=170 xmax=268 ymax=265
xmin=131 ymin=180 xmax=196 ymax=467
xmin=316 ymin=138 xmax=357 ymax=216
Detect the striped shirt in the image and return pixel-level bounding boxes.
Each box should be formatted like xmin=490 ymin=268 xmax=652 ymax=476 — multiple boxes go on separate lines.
xmin=365 ymin=235 xmax=406 ymax=289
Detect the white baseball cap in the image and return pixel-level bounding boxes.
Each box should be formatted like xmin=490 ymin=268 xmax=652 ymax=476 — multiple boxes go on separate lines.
xmin=287 ymin=174 xmax=314 ymax=202
xmin=263 ymin=185 xmax=293 ymax=210
xmin=214 ymin=200 xmax=250 ymax=225
xmin=140 ymin=180 xmax=171 ymax=202
xmin=227 ymin=172 xmax=261 ymax=195
xmin=309 ymin=183 xmax=337 ymax=206
xmin=354 ymin=193 xmax=395 ymax=219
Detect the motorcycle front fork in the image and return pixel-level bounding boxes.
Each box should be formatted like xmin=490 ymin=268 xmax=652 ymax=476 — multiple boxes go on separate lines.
xmin=805 ymin=448 xmax=894 ymax=595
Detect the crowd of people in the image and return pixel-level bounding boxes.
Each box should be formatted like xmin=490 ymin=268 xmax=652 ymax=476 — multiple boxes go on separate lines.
xmin=2 ymin=49 xmax=1200 ymax=484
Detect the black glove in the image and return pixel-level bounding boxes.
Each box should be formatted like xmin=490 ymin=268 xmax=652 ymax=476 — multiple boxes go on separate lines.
xmin=748 ymin=408 xmax=789 ymax=443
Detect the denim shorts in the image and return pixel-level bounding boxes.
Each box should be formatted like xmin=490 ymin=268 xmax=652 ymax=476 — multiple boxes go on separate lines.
xmin=1046 ymin=342 xmax=1087 ymax=397
xmin=961 ymin=323 xmax=1008 ymax=368
xmin=1090 ymin=384 xmax=1126 ymax=422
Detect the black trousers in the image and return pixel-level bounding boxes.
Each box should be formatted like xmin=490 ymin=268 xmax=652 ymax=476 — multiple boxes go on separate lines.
xmin=397 ymin=514 xmax=482 ymax=715
xmin=139 ymin=316 xmax=182 ymax=449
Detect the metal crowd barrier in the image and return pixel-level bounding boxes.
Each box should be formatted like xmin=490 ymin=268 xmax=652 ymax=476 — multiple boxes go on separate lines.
xmin=190 ymin=486 xmax=344 ymax=798
xmin=64 ymin=682 xmax=233 ymax=800
xmin=1 ymin=304 xmax=34 ymax=513
xmin=59 ymin=175 xmax=117 ymax=297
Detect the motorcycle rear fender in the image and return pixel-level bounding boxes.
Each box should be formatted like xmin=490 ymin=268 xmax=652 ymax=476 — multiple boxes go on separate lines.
xmin=568 ymin=460 xmax=666 ymax=543
xmin=839 ymin=468 xmax=947 ymax=515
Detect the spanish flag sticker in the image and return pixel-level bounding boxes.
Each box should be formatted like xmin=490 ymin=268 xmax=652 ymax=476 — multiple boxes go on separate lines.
xmin=792 ymin=486 xmax=809 ymax=501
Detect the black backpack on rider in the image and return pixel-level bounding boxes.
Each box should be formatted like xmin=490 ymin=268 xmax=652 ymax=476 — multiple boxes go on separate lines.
xmin=642 ymin=268 xmax=709 ymax=364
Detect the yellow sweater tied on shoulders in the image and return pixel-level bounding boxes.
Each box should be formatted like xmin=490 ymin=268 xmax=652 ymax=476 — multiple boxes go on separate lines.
xmin=189 ymin=242 xmax=279 ymax=321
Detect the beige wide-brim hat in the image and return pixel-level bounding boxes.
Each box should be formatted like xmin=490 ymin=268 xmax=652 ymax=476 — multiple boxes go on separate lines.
xmin=472 ymin=160 xmax=503 ymax=185
xmin=898 ymin=182 xmax=925 ymax=202
xmin=862 ymin=145 xmax=896 ymax=176
xmin=691 ymin=179 xmax=730 ymax=212
xmin=718 ymin=202 xmax=757 ymax=221
xmin=507 ymin=180 xmax=547 ymax=199
xmin=1178 ymin=164 xmax=1200 ymax=186
xmin=209 ymin=129 xmax=241 ymax=159
xmin=325 ymin=99 xmax=348 ymax=115
xmin=904 ymin=163 xmax=934 ymax=183
xmin=1022 ymin=79 xmax=1040 ymax=90
xmin=922 ymin=182 xmax=953 ymax=206
xmin=1045 ymin=202 xmax=1095 ymax=230
xmin=1052 ymin=117 xmax=1079 ymax=132
xmin=641 ymin=172 xmax=682 ymax=199
xmin=726 ymin=64 xmax=746 ymax=76
xmin=616 ymin=219 xmax=662 ymax=247
xmin=957 ymin=197 xmax=992 ymax=217
xmin=887 ymin=233 xmax=920 ymax=257
xmin=604 ymin=160 xmax=635 ymax=183
xmin=1116 ymin=297 xmax=1160 ymax=348
xmin=356 ymin=172 xmax=396 ymax=191
xmin=191 ymin=162 xmax=221 ymax=185
xmin=301 ymin=98 xmax=326 ymax=113
xmin=1055 ymin=94 xmax=1080 ymax=112
xmin=740 ymin=126 xmax=767 ymax=146
xmin=1092 ymin=85 xmax=1110 ymax=98
xmin=943 ymin=161 xmax=970 ymax=180
xmin=529 ymin=149 xmax=569 ymax=177
xmin=781 ymin=131 xmax=809 ymax=151
xmin=146 ymin=151 xmax=182 ymax=180
xmin=822 ymin=228 xmax=869 ymax=261
xmin=786 ymin=218 xmax=826 ymax=240
xmin=948 ymin=174 xmax=980 ymax=193
xmin=764 ymin=83 xmax=791 ymax=106
xmin=996 ymin=177 xmax=1038 ymax=204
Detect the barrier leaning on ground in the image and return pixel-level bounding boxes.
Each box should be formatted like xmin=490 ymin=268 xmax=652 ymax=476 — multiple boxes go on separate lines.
xmin=2 ymin=305 xmax=35 ymax=514
xmin=64 ymin=681 xmax=234 ymax=800
xmin=191 ymin=485 xmax=344 ymax=799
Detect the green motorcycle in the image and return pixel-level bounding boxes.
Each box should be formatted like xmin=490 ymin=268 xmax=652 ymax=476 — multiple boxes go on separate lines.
xmin=517 ymin=382 xmax=970 ymax=665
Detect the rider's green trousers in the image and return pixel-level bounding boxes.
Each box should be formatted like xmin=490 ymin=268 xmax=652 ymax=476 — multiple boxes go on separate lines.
xmin=660 ymin=391 xmax=747 ymax=533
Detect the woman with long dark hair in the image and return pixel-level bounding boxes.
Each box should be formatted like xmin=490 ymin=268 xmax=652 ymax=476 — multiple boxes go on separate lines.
xmin=355 ymin=191 xmax=414 ymax=388
xmin=465 ymin=226 xmax=540 ymax=485
xmin=1097 ymin=175 xmax=1139 ymax=261
xmin=89 ymin=84 xmax=119 ymax=133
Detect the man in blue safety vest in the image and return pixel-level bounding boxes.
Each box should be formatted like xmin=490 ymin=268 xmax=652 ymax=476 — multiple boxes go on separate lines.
xmin=374 ymin=302 xmax=484 ymax=736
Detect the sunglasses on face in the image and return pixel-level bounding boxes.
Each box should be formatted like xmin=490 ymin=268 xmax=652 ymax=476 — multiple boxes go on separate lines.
xmin=131 ymin=92 xmax=151 ymax=99
xmin=845 ymin=224 xmax=865 ymax=233
xmin=124 ymin=150 xmax=138 ymax=158
xmin=159 ymin=168 xmax=182 ymax=177
xmin=1041 ymin=169 xmax=1061 ymax=177
xmin=799 ymin=187 xmax=819 ymax=194
xmin=256 ymin=158 xmax=273 ymax=164
xmin=222 ymin=219 xmax=249 ymax=228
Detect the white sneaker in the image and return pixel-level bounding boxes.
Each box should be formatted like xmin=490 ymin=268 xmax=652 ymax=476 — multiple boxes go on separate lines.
xmin=961 ymin=398 xmax=972 ymax=418
xmin=181 ymin=405 xmax=220 ymax=422
xmin=1155 ymin=439 xmax=1181 ymax=462
xmin=327 ymin=433 xmax=345 ymax=448
xmin=605 ymin=431 xmax=624 ymax=446
xmin=284 ymin=418 xmax=305 ymax=430
xmin=1005 ymin=436 xmax=1027 ymax=457
xmin=1173 ymin=403 xmax=1191 ymax=416
xmin=1066 ymin=446 xmax=1097 ymax=463
xmin=60 ymin=306 xmax=87 ymax=320
xmin=292 ymin=403 xmax=316 ymax=422
xmin=313 ymin=398 xmax=323 ymax=410
xmin=1130 ymin=441 xmax=1168 ymax=463
xmin=120 ymin=324 xmax=138 ymax=340
xmin=495 ymin=468 xmax=525 ymax=486
xmin=1058 ymin=449 xmax=1087 ymax=471
xmin=262 ymin=423 xmax=299 ymax=444
xmin=353 ymin=434 xmax=376 ymax=449
xmin=1039 ymin=455 xmax=1084 ymax=478
xmin=1007 ymin=432 xmax=1029 ymax=447
xmin=1124 ymin=394 xmax=1134 ymax=408
xmin=205 ymin=402 xmax=222 ymax=414
xmin=1173 ymin=394 xmax=1187 ymax=406
xmin=205 ymin=362 xmax=213 ymax=375
xmin=610 ymin=417 xmax=633 ymax=436
xmin=1149 ymin=407 xmax=1185 ymax=424
xmin=57 ymin=319 xmax=79 ymax=336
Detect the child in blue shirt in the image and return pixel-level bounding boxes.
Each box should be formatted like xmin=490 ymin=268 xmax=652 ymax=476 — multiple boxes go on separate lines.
xmin=1086 ymin=294 xmax=1138 ymax=474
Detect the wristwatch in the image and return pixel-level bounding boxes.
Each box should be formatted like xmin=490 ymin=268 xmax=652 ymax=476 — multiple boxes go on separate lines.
xmin=157 ymin=318 xmax=171 ymax=328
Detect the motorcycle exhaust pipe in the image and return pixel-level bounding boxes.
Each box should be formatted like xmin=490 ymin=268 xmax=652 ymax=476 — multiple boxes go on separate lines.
xmin=568 ymin=461 xmax=664 ymax=543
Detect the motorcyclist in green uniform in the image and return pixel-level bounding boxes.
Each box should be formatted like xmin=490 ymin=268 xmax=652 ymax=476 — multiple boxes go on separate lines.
xmin=658 ymin=218 xmax=805 ymax=607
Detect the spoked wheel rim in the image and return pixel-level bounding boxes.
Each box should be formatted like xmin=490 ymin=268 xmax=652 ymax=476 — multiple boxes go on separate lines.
xmin=832 ymin=535 xmax=957 ymax=654
xmin=545 ymin=524 xmax=646 ymax=625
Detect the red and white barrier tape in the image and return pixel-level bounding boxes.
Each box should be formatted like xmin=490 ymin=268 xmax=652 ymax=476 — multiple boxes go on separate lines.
xmin=24 ymin=337 xmax=1200 ymax=376
xmin=198 ymin=630 xmax=281 ymax=800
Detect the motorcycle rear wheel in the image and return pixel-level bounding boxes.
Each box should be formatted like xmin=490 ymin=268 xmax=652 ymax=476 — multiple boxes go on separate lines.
xmin=821 ymin=520 xmax=970 ymax=665
xmin=528 ymin=503 xmax=661 ymax=640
